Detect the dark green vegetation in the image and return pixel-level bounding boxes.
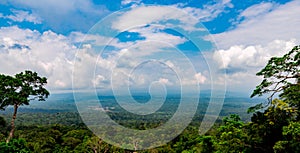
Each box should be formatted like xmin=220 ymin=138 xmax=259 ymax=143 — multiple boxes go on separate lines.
xmin=0 ymin=46 xmax=299 ymax=152
xmin=0 ymin=71 xmax=49 ymax=143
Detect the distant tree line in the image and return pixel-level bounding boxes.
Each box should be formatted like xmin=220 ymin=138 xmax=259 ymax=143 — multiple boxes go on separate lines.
xmin=0 ymin=46 xmax=299 ymax=152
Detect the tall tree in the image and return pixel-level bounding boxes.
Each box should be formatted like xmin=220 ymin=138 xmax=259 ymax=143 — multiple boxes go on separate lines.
xmin=249 ymin=45 xmax=300 ymax=152
xmin=250 ymin=45 xmax=300 ymax=112
xmin=0 ymin=70 xmax=49 ymax=143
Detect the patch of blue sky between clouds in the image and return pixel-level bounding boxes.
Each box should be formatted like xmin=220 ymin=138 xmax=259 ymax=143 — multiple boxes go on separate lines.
xmin=117 ymin=31 xmax=146 ymax=42
xmin=162 ymin=28 xmax=209 ymax=53
xmin=0 ymin=4 xmax=11 ymax=26
xmin=0 ymin=0 xmax=293 ymax=35
xmin=0 ymin=5 xmax=44 ymax=33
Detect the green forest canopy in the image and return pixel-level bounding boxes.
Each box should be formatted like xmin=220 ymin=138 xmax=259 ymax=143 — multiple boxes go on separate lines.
xmin=0 ymin=46 xmax=299 ymax=152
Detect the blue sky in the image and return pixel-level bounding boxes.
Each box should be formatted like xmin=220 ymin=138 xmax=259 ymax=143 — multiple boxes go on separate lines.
xmin=0 ymin=0 xmax=291 ymax=34
xmin=0 ymin=0 xmax=299 ymax=94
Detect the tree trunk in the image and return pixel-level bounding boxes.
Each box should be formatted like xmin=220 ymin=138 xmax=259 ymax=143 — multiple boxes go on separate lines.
xmin=6 ymin=104 xmax=18 ymax=143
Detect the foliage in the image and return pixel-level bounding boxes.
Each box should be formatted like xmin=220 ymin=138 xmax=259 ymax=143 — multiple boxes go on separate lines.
xmin=273 ymin=122 xmax=300 ymax=153
xmin=0 ymin=46 xmax=298 ymax=152
xmin=250 ymin=45 xmax=299 ymax=111
xmin=246 ymin=100 xmax=292 ymax=152
xmin=214 ymin=114 xmax=250 ymax=153
xmin=0 ymin=71 xmax=49 ymax=109
xmin=0 ymin=70 xmax=49 ymax=142
xmin=0 ymin=138 xmax=30 ymax=153
xmin=248 ymin=45 xmax=300 ymax=153
xmin=198 ymin=136 xmax=215 ymax=153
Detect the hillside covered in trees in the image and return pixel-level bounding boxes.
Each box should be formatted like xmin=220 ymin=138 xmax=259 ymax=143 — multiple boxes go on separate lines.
xmin=0 ymin=46 xmax=299 ymax=152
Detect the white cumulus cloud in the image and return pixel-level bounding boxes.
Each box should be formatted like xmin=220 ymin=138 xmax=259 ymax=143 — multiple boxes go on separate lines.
xmin=194 ymin=73 xmax=206 ymax=84
xmin=209 ymin=0 xmax=300 ymax=92
xmin=1 ymin=9 xmax=42 ymax=24
xmin=213 ymin=0 xmax=300 ymax=49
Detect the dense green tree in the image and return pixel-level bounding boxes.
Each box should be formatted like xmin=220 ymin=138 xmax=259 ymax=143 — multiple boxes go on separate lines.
xmin=0 ymin=45 xmax=297 ymax=152
xmin=74 ymin=136 xmax=112 ymax=153
xmin=246 ymin=99 xmax=293 ymax=152
xmin=0 ymin=138 xmax=30 ymax=153
xmin=171 ymin=127 xmax=201 ymax=152
xmin=249 ymin=45 xmax=300 ymax=152
xmin=273 ymin=121 xmax=300 ymax=153
xmin=0 ymin=70 xmax=49 ymax=143
xmin=214 ymin=114 xmax=250 ymax=153
xmin=198 ymin=136 xmax=215 ymax=153
xmin=250 ymin=45 xmax=299 ymax=112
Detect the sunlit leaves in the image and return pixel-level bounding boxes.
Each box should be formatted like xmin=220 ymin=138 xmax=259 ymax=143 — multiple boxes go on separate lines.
xmin=0 ymin=70 xmax=49 ymax=142
xmin=251 ymin=45 xmax=300 ymax=105
xmin=0 ymin=70 xmax=49 ymax=108
xmin=274 ymin=122 xmax=300 ymax=153
xmin=215 ymin=114 xmax=250 ymax=153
